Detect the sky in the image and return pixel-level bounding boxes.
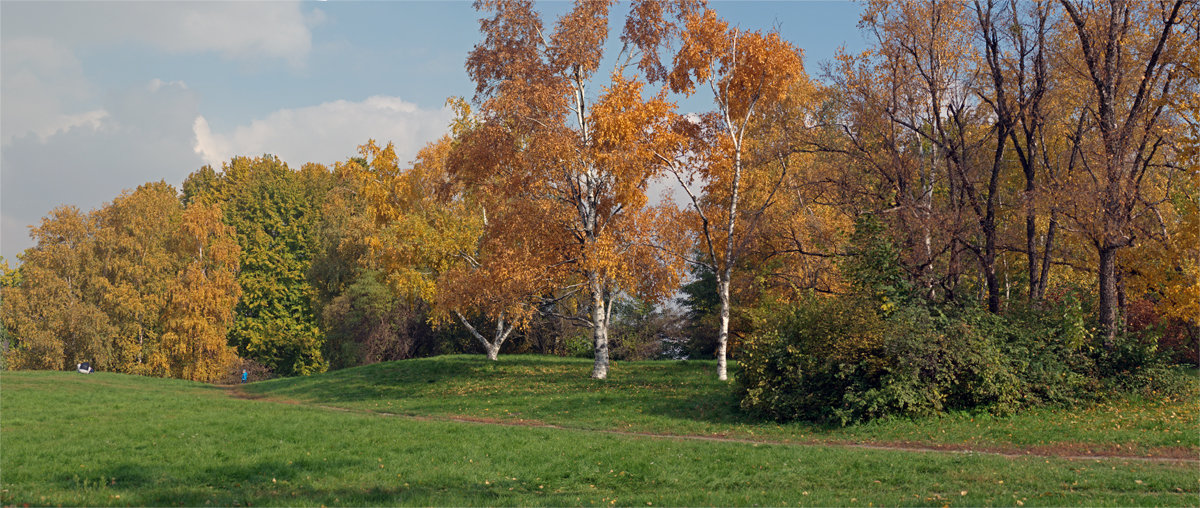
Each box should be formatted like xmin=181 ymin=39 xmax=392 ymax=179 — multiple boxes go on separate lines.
xmin=0 ymin=0 xmax=868 ymax=261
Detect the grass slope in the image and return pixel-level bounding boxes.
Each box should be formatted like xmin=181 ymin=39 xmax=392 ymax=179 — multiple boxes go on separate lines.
xmin=0 ymin=360 xmax=1195 ymax=506
xmin=246 ymin=355 xmax=1199 ymax=457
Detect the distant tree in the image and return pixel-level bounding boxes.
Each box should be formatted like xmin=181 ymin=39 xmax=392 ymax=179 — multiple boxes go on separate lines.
xmin=2 ymin=207 xmax=113 ymax=370
xmin=92 ymin=181 xmax=183 ymax=375
xmin=186 ymin=156 xmax=332 ymax=376
xmin=160 ymin=202 xmax=242 ymax=382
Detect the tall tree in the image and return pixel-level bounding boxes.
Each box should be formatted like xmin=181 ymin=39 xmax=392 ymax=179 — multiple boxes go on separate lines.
xmin=657 ymin=6 xmax=811 ymax=379
xmin=460 ymin=0 xmax=686 ymax=378
xmin=160 ymin=202 xmax=242 ymax=382
xmin=186 ymin=156 xmax=332 ymax=376
xmin=2 ymin=207 xmax=113 ymax=370
xmin=1056 ymin=0 xmax=1190 ymax=343
xmin=973 ymin=0 xmax=1063 ymax=302
xmin=92 ymin=181 xmax=183 ymax=375
xmin=858 ymin=0 xmax=1014 ymax=313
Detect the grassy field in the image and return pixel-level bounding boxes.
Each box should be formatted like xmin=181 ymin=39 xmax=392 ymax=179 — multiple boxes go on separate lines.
xmin=245 ymin=355 xmax=1199 ymax=458
xmin=2 ymin=357 xmax=1196 ymax=506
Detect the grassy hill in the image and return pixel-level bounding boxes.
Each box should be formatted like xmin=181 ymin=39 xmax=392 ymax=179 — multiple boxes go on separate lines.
xmin=3 ymin=355 xmax=1197 ymax=506
xmin=246 ymin=355 xmax=1198 ymax=457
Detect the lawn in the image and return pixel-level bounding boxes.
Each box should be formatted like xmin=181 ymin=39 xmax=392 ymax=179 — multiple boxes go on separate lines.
xmin=244 ymin=355 xmax=1200 ymax=459
xmin=3 ymin=360 xmax=1198 ymax=506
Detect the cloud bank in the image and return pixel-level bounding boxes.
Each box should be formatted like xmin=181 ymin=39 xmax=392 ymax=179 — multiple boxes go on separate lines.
xmin=194 ymin=96 xmax=452 ymax=169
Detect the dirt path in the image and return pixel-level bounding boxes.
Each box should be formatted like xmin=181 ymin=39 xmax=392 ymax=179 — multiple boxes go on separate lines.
xmin=223 ymin=385 xmax=1199 ymax=465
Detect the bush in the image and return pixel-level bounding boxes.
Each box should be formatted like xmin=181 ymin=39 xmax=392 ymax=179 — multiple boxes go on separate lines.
xmin=737 ymin=295 xmax=891 ymax=424
xmin=738 ymin=218 xmax=1190 ymax=425
xmin=736 ymin=291 xmax=1130 ymax=425
xmin=222 ymin=358 xmax=274 ymax=384
xmin=738 ymin=299 xmax=1030 ymax=424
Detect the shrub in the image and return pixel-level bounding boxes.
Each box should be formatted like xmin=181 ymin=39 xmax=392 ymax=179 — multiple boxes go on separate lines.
xmin=737 ymin=295 xmax=892 ymax=424
xmin=222 ymin=358 xmax=274 ymax=384
xmin=738 ymin=217 xmax=1190 ymax=425
xmin=738 ymin=295 xmax=1108 ymax=425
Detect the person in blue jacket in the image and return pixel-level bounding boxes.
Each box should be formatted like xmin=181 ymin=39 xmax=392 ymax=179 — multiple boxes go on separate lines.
xmin=241 ymin=369 xmax=248 ymax=384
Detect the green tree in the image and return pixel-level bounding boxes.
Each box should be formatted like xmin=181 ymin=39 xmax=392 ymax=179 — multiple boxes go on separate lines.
xmin=187 ymin=155 xmax=332 ymax=376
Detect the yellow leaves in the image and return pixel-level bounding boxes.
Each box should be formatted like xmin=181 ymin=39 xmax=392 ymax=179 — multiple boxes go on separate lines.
xmin=669 ymin=8 xmax=806 ymax=122
xmin=161 ymin=201 xmax=242 ymax=382
xmin=669 ymin=8 xmax=729 ymax=96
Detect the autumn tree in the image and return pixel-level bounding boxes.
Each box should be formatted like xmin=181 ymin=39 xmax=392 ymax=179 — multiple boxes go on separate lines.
xmin=652 ymin=6 xmax=811 ymax=379
xmin=2 ymin=207 xmax=113 ymax=370
xmin=159 ymin=202 xmax=242 ymax=382
xmin=344 ymin=134 xmax=544 ymax=362
xmin=972 ymin=0 xmax=1064 ymax=302
xmin=823 ymin=4 xmax=969 ymax=305
xmin=1055 ymin=0 xmax=1191 ymax=343
xmin=91 ymin=181 xmax=183 ymax=375
xmin=457 ymin=0 xmax=687 ymax=378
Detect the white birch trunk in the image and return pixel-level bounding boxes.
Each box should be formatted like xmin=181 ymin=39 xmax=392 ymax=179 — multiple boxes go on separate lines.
xmin=455 ymin=310 xmax=515 ymax=362
xmin=590 ymin=273 xmax=610 ymax=379
xmin=716 ymin=277 xmax=731 ymax=381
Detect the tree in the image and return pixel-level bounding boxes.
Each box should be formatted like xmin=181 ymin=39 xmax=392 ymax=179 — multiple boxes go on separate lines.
xmin=159 ymin=202 xmax=242 ymax=382
xmin=345 ymin=134 xmax=542 ymax=362
xmin=2 ymin=207 xmax=113 ymax=370
xmin=92 ymin=181 xmax=183 ymax=375
xmin=973 ymin=0 xmax=1062 ymax=302
xmin=459 ymin=0 xmax=686 ymax=377
xmin=1056 ymin=0 xmax=1190 ymax=343
xmin=186 ymin=156 xmax=332 ymax=376
xmin=657 ymin=6 xmax=810 ymax=379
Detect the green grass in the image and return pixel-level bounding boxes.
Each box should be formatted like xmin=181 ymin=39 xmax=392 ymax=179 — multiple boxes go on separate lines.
xmin=245 ymin=355 xmax=1200 ymax=457
xmin=3 ymin=358 xmax=1197 ymax=506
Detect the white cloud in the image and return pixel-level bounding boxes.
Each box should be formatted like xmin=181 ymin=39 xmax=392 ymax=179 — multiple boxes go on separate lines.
xmin=1 ymin=80 xmax=204 ymax=260
xmin=1 ymin=2 xmax=319 ymax=142
xmin=1 ymin=2 xmax=318 ymax=66
xmin=1 ymin=37 xmax=103 ymax=143
xmin=193 ymin=96 xmax=453 ymax=168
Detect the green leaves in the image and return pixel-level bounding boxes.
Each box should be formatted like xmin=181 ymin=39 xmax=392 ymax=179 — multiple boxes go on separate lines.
xmin=192 ymin=156 xmax=332 ymax=377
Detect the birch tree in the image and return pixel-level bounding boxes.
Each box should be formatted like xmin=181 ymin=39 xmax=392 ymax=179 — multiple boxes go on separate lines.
xmin=657 ymin=7 xmax=808 ymax=380
xmin=460 ymin=0 xmax=686 ymax=378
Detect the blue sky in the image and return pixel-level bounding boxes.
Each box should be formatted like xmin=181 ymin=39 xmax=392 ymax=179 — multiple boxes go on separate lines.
xmin=1 ymin=1 xmax=867 ymax=261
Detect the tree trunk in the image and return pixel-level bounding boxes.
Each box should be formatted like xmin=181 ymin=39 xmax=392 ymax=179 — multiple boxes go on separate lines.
xmin=1035 ymin=213 xmax=1058 ymax=300
xmin=486 ymin=344 xmax=499 ymax=361
xmin=455 ymin=310 xmax=513 ymax=362
xmin=1098 ymin=246 xmax=1119 ymax=347
xmin=1116 ymin=266 xmax=1127 ymax=335
xmin=1026 ymin=210 xmax=1038 ymax=302
xmin=983 ymin=231 xmax=1000 ymax=314
xmin=716 ymin=276 xmax=731 ymax=381
xmin=590 ymin=274 xmax=610 ymax=379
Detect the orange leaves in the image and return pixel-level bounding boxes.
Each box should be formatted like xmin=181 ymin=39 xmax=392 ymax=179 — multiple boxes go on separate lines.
xmin=548 ymin=0 xmax=612 ymax=77
xmin=590 ymin=73 xmax=678 ymax=208
xmin=668 ymin=8 xmax=729 ymax=96
xmin=669 ymin=8 xmax=806 ymax=122
xmin=460 ymin=0 xmax=692 ymax=318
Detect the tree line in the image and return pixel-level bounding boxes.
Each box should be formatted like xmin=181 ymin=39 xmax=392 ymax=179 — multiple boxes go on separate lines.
xmin=3 ymin=0 xmax=1195 ymax=386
